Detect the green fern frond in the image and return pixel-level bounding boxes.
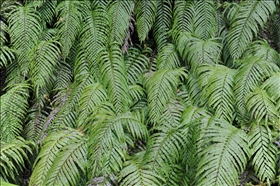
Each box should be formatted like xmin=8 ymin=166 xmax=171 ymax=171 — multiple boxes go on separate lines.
xmin=249 ymin=123 xmax=278 ymax=182
xmin=197 ymin=64 xmax=236 ymax=123
xmin=80 ymin=4 xmax=108 ymax=77
xmin=156 ymin=43 xmax=181 ymax=70
xmin=145 ymin=68 xmax=186 ymax=125
xmin=243 ymin=40 xmax=280 ymax=65
xmin=37 ymin=0 xmax=57 ymax=24
xmin=30 ymin=128 xmax=86 ymax=186
xmin=135 ymin=0 xmax=158 ymax=42
xmin=125 ymin=46 xmax=150 ymax=84
xmin=0 ymin=82 xmax=30 ymax=142
xmin=193 ymin=0 xmax=216 ymax=40
xmin=174 ymin=32 xmax=222 ymax=68
xmin=227 ymin=1 xmax=276 ymax=59
xmin=119 ymin=152 xmax=164 ymax=186
xmin=55 ymin=1 xmax=89 ymax=57
xmin=172 ymin=1 xmax=194 ymax=33
xmin=28 ymin=39 xmax=61 ymax=90
xmin=153 ymin=0 xmax=172 ymax=51
xmin=99 ymin=42 xmax=130 ymax=113
xmin=8 ymin=3 xmax=42 ymax=75
xmin=234 ymin=57 xmax=279 ymax=123
xmin=196 ymin=120 xmax=250 ymax=186
xmin=245 ymin=87 xmax=279 ymax=125
xmin=0 ymin=46 xmax=15 ymax=69
xmin=0 ymin=137 xmax=34 ymax=182
xmin=107 ymin=0 xmax=134 ymax=44
xmin=53 ymin=60 xmax=73 ymax=91
xmin=128 ymin=84 xmax=145 ymax=105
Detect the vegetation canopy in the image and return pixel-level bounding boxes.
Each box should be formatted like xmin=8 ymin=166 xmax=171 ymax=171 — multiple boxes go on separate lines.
xmin=0 ymin=0 xmax=280 ymax=185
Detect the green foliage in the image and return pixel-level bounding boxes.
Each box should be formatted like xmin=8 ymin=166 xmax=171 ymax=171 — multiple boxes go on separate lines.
xmin=1 ymin=0 xmax=280 ymax=185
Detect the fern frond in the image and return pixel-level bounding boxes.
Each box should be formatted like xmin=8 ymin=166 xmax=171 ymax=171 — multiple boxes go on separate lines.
xmin=37 ymin=0 xmax=57 ymax=24
xmin=245 ymin=87 xmax=279 ymax=125
xmin=198 ymin=64 xmax=236 ymax=123
xmin=272 ymin=10 xmax=280 ymax=52
xmin=55 ymin=1 xmax=89 ymax=57
xmin=80 ymin=4 xmax=108 ymax=77
xmin=0 ymin=82 xmax=30 ymax=142
xmin=119 ymin=152 xmax=164 ymax=186
xmin=28 ymin=39 xmax=60 ymax=90
xmin=172 ymin=1 xmax=194 ymax=33
xmin=174 ymin=32 xmax=222 ymax=68
xmin=196 ymin=121 xmax=250 ymax=186
xmin=145 ymin=68 xmax=186 ymax=125
xmin=0 ymin=137 xmax=34 ymax=182
xmin=156 ymin=43 xmax=181 ymax=70
xmin=99 ymin=42 xmax=130 ymax=113
xmin=107 ymin=0 xmax=134 ymax=44
xmin=234 ymin=57 xmax=279 ymax=123
xmin=135 ymin=0 xmax=158 ymax=42
xmin=125 ymin=46 xmax=150 ymax=84
xmin=227 ymin=1 xmax=276 ymax=59
xmin=153 ymin=0 xmax=172 ymax=51
xmin=193 ymin=0 xmax=216 ymax=40
xmin=8 ymin=4 xmax=42 ymax=75
xmin=249 ymin=124 xmax=278 ymax=182
xmin=30 ymin=128 xmax=86 ymax=186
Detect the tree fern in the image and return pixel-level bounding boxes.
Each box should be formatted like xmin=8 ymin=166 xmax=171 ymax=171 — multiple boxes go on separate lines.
xmin=226 ymin=0 xmax=276 ymax=59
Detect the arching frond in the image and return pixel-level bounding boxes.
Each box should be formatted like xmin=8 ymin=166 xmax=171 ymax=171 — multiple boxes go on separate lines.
xmin=192 ymin=0 xmax=216 ymax=40
xmin=125 ymin=46 xmax=150 ymax=84
xmin=249 ymin=124 xmax=278 ymax=182
xmin=174 ymin=32 xmax=222 ymax=68
xmin=243 ymin=40 xmax=280 ymax=65
xmin=226 ymin=1 xmax=276 ymax=59
xmin=99 ymin=43 xmax=130 ymax=113
xmin=107 ymin=0 xmax=134 ymax=44
xmin=28 ymin=39 xmax=61 ymax=91
xmin=172 ymin=1 xmax=194 ymax=33
xmin=0 ymin=82 xmax=30 ymax=142
xmin=153 ymin=0 xmax=172 ymax=51
xmin=8 ymin=3 xmax=42 ymax=75
xmin=119 ymin=152 xmax=164 ymax=186
xmin=145 ymin=68 xmax=186 ymax=125
xmin=55 ymin=1 xmax=89 ymax=57
xmin=53 ymin=60 xmax=73 ymax=92
xmin=246 ymin=87 xmax=279 ymax=126
xmin=196 ymin=121 xmax=250 ymax=186
xmin=197 ymin=64 xmax=236 ymax=123
xmin=135 ymin=0 xmax=158 ymax=42
xmin=234 ymin=57 xmax=279 ymax=123
xmin=80 ymin=4 xmax=108 ymax=77
xmin=30 ymin=128 xmax=86 ymax=186
xmin=37 ymin=0 xmax=57 ymax=24
xmin=0 ymin=137 xmax=34 ymax=183
xmin=261 ymin=73 xmax=280 ymax=111
xmin=156 ymin=43 xmax=181 ymax=70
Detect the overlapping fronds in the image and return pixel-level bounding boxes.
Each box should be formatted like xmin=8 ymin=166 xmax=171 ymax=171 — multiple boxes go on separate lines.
xmin=29 ymin=128 xmax=86 ymax=186
xmin=125 ymin=46 xmax=150 ymax=84
xmin=172 ymin=1 xmax=194 ymax=33
xmin=153 ymin=0 xmax=172 ymax=51
xmin=196 ymin=120 xmax=250 ymax=186
xmin=174 ymin=32 xmax=222 ymax=67
xmin=245 ymin=87 xmax=279 ymax=125
xmin=197 ymin=64 xmax=236 ymax=123
xmin=107 ymin=1 xmax=134 ymax=44
xmin=99 ymin=43 xmax=130 ymax=113
xmin=226 ymin=1 xmax=276 ymax=59
xmin=156 ymin=43 xmax=181 ymax=70
xmin=55 ymin=0 xmax=89 ymax=57
xmin=119 ymin=152 xmax=164 ymax=186
xmin=0 ymin=82 xmax=30 ymax=142
xmin=7 ymin=3 xmax=42 ymax=75
xmin=135 ymin=0 xmax=158 ymax=42
xmin=234 ymin=57 xmax=279 ymax=123
xmin=28 ymin=39 xmax=60 ymax=90
xmin=0 ymin=137 xmax=34 ymax=182
xmin=249 ymin=124 xmax=278 ymax=182
xmin=145 ymin=68 xmax=186 ymax=125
